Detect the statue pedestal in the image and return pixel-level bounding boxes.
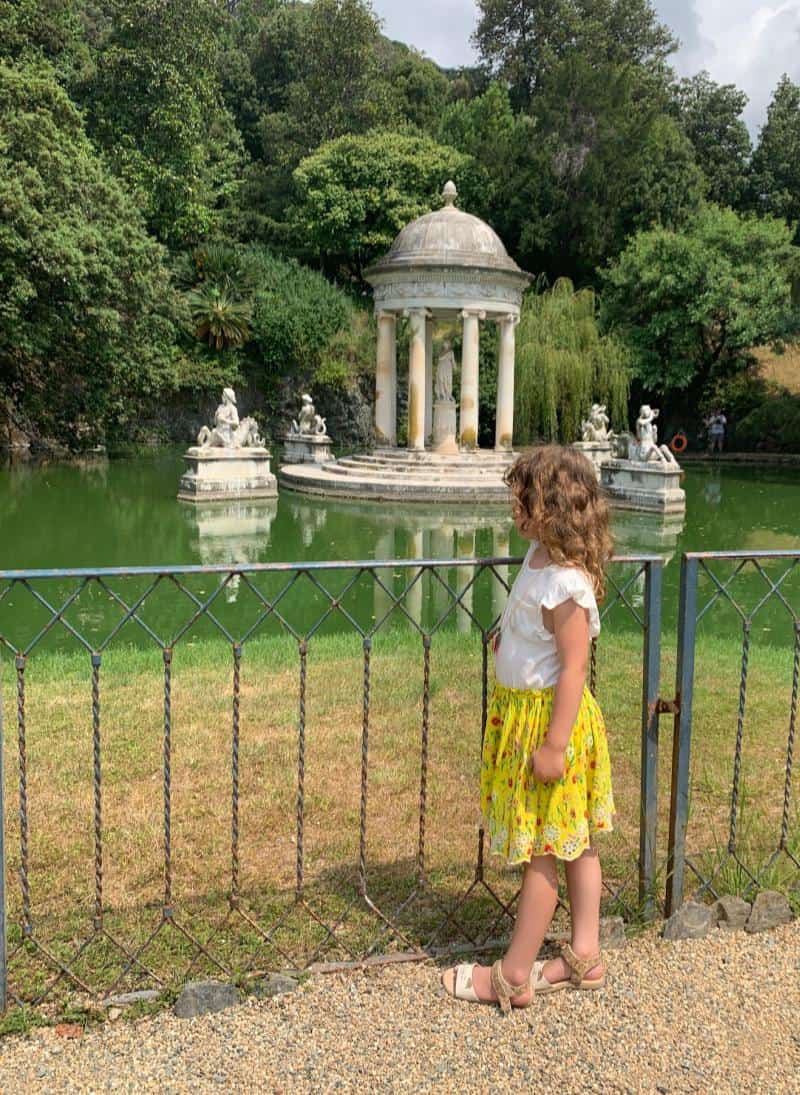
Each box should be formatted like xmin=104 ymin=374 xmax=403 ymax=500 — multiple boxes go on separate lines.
xmin=178 ymin=447 xmax=278 ymax=502
xmin=600 ymin=458 xmax=685 ymax=514
xmin=432 ymin=399 xmax=458 ymax=455
xmin=573 ymin=440 xmax=614 ymax=479
xmin=282 ymin=434 xmax=335 ymax=464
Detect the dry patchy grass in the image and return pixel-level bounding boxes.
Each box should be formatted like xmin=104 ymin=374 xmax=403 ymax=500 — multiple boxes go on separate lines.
xmin=755 ymin=342 xmax=800 ymax=394
xmin=1 ymin=626 xmax=797 ymax=1002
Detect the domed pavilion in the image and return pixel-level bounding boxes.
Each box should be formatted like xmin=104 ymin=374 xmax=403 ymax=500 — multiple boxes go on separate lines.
xmin=366 ymin=180 xmax=531 ymax=453
xmin=279 ymin=183 xmax=532 ymax=502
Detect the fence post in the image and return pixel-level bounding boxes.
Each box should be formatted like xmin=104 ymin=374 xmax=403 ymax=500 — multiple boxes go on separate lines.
xmin=0 ymin=656 xmax=6 ymax=1012
xmin=639 ymin=559 xmax=662 ymax=919
xmin=665 ymin=555 xmax=699 ymax=917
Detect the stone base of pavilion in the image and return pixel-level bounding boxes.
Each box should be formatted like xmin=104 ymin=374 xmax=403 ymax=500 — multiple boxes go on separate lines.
xmin=278 ymin=447 xmax=515 ymax=503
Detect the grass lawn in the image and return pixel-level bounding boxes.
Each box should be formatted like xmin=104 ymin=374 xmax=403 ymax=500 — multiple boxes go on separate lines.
xmin=1 ymin=623 xmax=798 ymax=1008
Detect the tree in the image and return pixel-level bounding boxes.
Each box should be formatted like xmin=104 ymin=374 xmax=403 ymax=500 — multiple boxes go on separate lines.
xmin=291 ymin=130 xmax=481 ymax=278
xmin=674 ymin=72 xmax=751 ymax=209
xmin=521 ymin=59 xmax=703 ymax=282
xmin=232 ymin=0 xmax=399 ymax=245
xmin=473 ymin=0 xmax=676 ymax=110
xmin=515 ymin=278 xmax=630 ymax=443
xmin=274 ymin=0 xmax=393 ymax=148
xmin=379 ymin=41 xmax=452 ymax=134
xmin=76 ymin=0 xmax=244 ymax=247
xmin=599 ymin=206 xmax=799 ymax=400
xmin=750 ymin=75 xmax=800 ymax=242
xmin=0 ymin=64 xmax=181 ymax=448
xmin=437 ymin=83 xmax=536 ymax=244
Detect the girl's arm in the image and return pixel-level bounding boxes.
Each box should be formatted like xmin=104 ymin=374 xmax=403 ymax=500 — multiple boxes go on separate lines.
xmin=532 ymin=600 xmax=590 ymax=783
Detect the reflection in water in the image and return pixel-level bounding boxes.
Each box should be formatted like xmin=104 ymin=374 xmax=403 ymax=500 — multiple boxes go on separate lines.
xmin=283 ymin=494 xmax=515 ymax=629
xmin=186 ymin=500 xmax=279 ymax=602
xmin=611 ymin=509 xmax=686 ymax=607
xmin=703 ymin=470 xmax=722 ymax=507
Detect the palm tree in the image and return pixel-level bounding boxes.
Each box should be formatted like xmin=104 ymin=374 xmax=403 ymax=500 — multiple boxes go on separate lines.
xmin=186 ymin=285 xmax=252 ymax=350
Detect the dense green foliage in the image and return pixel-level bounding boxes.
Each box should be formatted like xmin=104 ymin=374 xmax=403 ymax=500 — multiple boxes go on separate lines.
xmin=749 ymin=76 xmax=800 ymax=244
xmin=291 ymin=130 xmax=481 ymax=278
xmin=734 ymin=394 xmax=800 ymax=453
xmin=600 ymin=206 xmax=798 ymax=398
xmin=515 ymin=279 xmax=630 ymax=444
xmin=0 ymin=63 xmax=181 ymax=447
xmin=473 ymin=0 xmax=677 ymax=109
xmin=1 ymin=0 xmax=799 ymax=448
xmin=674 ymin=72 xmax=752 ymax=209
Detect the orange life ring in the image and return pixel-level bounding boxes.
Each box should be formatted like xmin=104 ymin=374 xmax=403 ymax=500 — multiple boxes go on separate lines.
xmin=669 ymin=431 xmax=688 ymax=454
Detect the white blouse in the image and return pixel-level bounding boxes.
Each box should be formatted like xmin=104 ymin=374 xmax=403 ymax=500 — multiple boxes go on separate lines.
xmin=494 ymin=542 xmax=601 ymax=691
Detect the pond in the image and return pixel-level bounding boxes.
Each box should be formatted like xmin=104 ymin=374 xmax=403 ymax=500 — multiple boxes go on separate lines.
xmin=0 ymin=449 xmax=798 ymax=646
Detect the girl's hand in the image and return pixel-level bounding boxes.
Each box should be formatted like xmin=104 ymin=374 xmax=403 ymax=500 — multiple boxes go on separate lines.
xmin=531 ymin=740 xmax=566 ymax=783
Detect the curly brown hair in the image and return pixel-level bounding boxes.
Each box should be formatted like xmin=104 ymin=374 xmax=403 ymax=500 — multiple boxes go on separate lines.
xmin=504 ymin=445 xmax=614 ymax=600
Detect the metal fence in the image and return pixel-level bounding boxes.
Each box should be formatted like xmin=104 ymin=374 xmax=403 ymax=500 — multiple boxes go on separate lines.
xmin=666 ymin=550 xmax=800 ymax=914
xmin=0 ymin=554 xmax=663 ymax=1009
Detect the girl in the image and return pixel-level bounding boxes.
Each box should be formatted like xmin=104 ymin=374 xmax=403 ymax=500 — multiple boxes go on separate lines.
xmin=442 ymin=445 xmax=615 ymax=1012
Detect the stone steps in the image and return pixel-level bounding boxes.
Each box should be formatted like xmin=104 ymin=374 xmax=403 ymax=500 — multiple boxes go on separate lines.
xmin=278 ymin=459 xmax=513 ymax=503
xmin=331 ymin=460 xmax=511 ymax=480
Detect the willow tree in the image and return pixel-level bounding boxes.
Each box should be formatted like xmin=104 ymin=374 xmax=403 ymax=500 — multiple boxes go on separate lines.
xmin=515 ymin=278 xmax=630 ymax=444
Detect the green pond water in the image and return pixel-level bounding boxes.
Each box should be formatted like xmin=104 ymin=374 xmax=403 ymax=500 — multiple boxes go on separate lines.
xmin=0 ymin=449 xmax=798 ymax=647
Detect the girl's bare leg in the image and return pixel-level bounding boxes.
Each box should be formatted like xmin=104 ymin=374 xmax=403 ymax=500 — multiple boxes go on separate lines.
xmin=542 ymin=847 xmax=604 ymax=982
xmin=464 ymin=854 xmax=559 ymax=1004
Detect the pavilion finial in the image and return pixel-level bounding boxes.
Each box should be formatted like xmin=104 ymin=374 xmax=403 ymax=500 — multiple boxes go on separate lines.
xmin=442 ymin=180 xmax=458 ymax=207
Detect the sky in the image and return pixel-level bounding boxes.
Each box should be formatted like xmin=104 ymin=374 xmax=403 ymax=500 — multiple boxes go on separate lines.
xmin=372 ymin=0 xmax=800 ymax=134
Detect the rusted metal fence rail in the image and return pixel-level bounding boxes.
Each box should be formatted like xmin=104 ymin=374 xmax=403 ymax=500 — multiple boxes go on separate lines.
xmin=0 ymin=555 xmax=662 ymax=1008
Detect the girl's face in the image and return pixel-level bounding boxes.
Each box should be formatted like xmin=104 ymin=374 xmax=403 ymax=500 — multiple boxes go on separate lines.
xmin=511 ymin=492 xmax=538 ymax=540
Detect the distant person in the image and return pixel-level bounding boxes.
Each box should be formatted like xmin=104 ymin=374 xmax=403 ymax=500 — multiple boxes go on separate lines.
xmin=442 ymin=446 xmax=614 ymax=1011
xmin=706 ymin=410 xmax=727 ymax=455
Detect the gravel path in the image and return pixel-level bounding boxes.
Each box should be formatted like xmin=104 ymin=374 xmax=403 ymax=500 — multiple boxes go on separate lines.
xmin=2 ymin=923 xmax=799 ymax=1093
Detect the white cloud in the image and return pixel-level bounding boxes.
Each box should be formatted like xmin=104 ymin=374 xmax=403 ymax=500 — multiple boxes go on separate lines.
xmin=372 ymin=0 xmax=800 ymax=132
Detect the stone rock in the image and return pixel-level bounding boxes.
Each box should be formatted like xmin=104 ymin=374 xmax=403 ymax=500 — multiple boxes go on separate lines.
xmin=745 ymin=890 xmax=794 ymax=934
xmin=251 ymin=973 xmax=300 ymax=999
xmin=599 ymin=916 xmax=626 ymax=949
xmin=662 ymin=901 xmax=712 ymax=941
xmin=711 ymin=895 xmax=751 ymax=931
xmin=173 ymin=980 xmax=239 ymax=1019
xmin=103 ymin=989 xmax=161 ymax=1009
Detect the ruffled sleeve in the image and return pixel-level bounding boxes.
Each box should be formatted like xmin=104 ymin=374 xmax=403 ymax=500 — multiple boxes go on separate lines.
xmin=540 ymin=568 xmax=601 ymax=638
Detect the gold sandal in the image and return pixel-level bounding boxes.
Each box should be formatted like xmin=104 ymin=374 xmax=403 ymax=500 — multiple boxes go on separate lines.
xmin=489 ymin=959 xmax=534 ymax=1014
xmin=441 ymin=961 xmax=533 ymax=1013
xmin=559 ymin=942 xmax=606 ymax=990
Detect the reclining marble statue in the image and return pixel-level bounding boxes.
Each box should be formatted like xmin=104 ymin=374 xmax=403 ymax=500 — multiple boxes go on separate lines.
xmin=632 ymin=405 xmax=679 ymax=466
xmin=178 ymin=388 xmax=276 ymax=501
xmin=598 ymin=403 xmax=684 ymax=514
xmin=196 ymin=388 xmax=264 ymax=449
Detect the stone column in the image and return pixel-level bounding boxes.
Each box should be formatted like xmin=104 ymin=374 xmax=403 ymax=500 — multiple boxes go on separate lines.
xmin=375 ymin=311 xmax=397 ymax=446
xmin=459 ymin=310 xmax=484 ymax=451
xmin=425 ymin=317 xmax=434 ymax=442
xmin=495 ymin=314 xmax=518 ymax=453
xmin=406 ymin=308 xmax=429 ymax=451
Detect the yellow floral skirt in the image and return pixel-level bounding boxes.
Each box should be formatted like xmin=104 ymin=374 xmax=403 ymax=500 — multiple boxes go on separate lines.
xmin=480 ymin=683 xmax=615 ymax=864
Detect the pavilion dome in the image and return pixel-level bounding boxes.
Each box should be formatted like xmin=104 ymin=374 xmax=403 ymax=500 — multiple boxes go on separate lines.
xmin=364 ymin=181 xmax=531 ymax=317
xmin=365 ymin=181 xmax=524 ymax=278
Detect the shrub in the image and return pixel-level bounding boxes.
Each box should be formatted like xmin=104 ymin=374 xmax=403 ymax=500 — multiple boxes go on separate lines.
xmin=733 ymin=394 xmax=800 ymax=452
